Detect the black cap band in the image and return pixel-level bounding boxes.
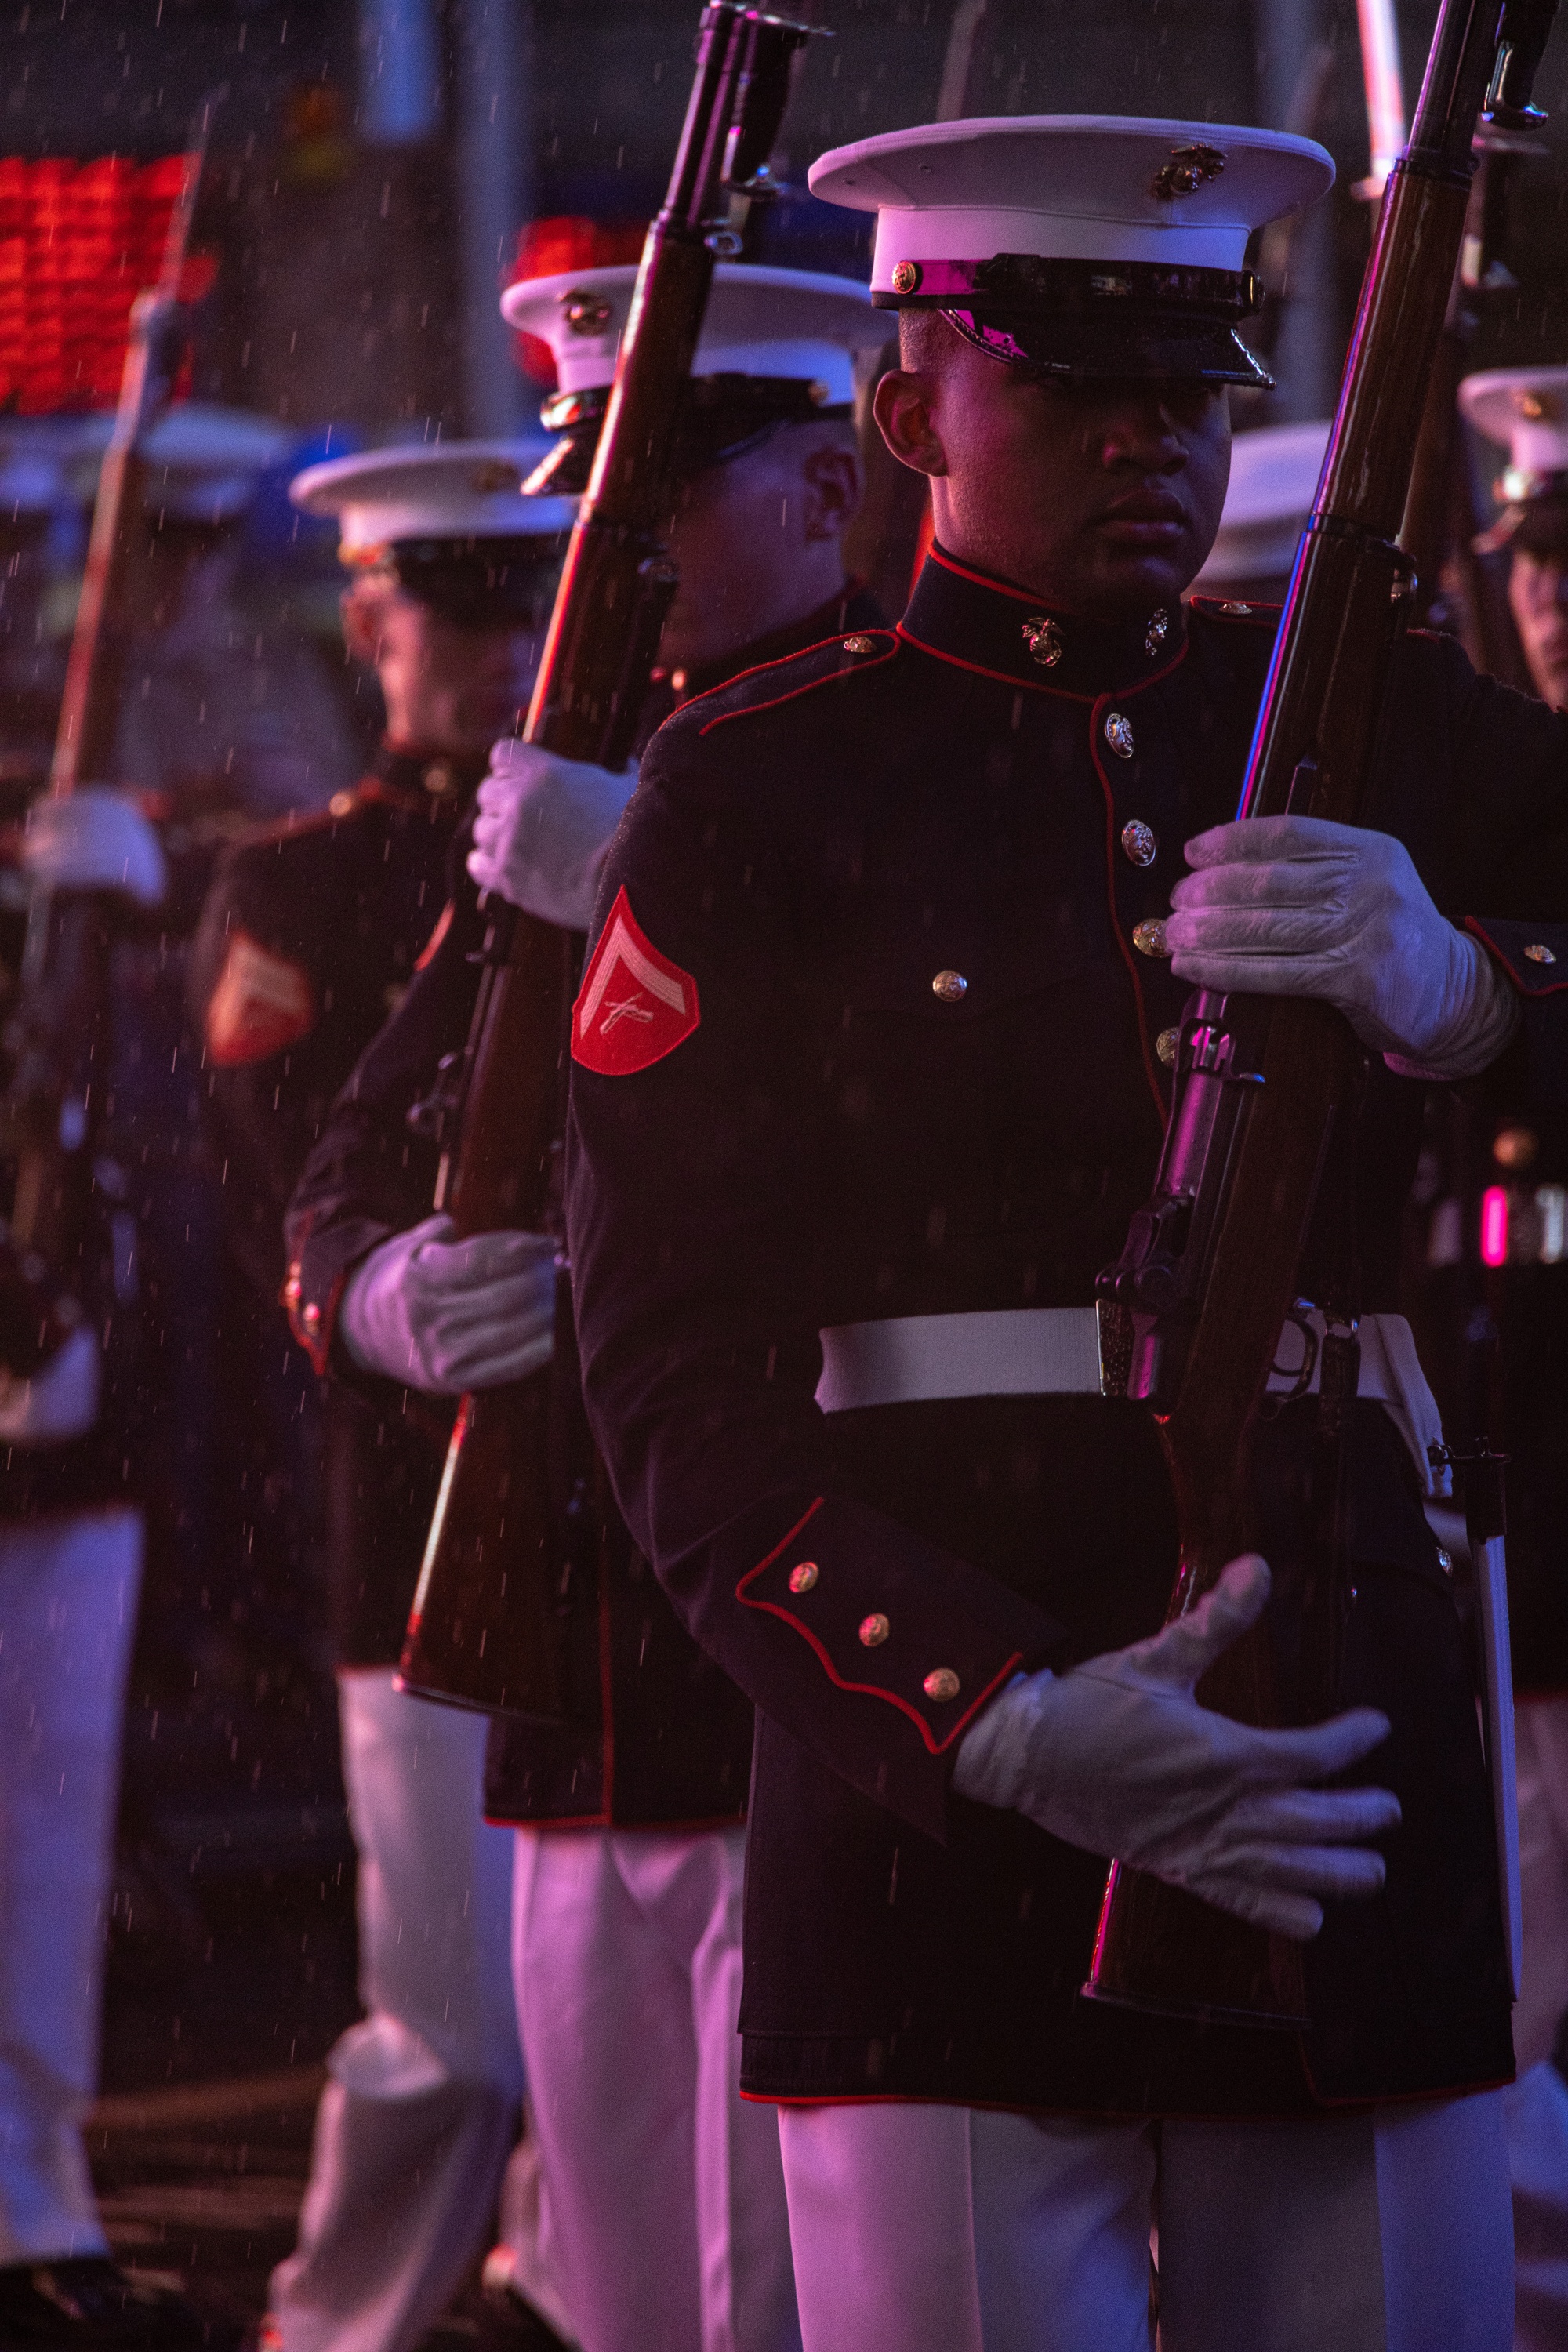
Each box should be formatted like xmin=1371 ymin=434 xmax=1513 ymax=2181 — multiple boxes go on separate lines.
xmin=875 ymin=255 xmax=1271 ymax=387
xmin=366 ymin=534 xmax=569 ymax=626
xmin=528 ymin=374 xmax=853 ymax=499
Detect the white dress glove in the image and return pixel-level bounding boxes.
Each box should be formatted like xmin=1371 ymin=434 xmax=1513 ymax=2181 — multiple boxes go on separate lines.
xmin=338 ymin=1214 xmax=557 ymax=1395
xmin=23 ymin=786 xmax=167 ymax=908
xmin=466 ymin=739 xmax=637 ymax=931
xmin=1166 ymin=814 xmax=1518 ymax=1080
xmin=953 ymin=1554 xmax=1399 ymax=1940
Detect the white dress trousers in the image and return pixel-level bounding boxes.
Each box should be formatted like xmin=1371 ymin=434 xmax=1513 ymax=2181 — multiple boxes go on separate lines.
xmin=1507 ymin=1693 xmax=1568 ymax=2351
xmin=0 ymin=1506 xmax=142 ymax=2264
xmin=510 ymin=1824 xmax=800 ymax=2352
xmin=270 ymin=1669 xmax=564 ymax=2352
xmin=779 ymin=2087 xmax=1514 ymax=2352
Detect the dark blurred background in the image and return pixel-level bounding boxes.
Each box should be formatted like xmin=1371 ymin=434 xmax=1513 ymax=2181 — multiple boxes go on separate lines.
xmin=0 ymin=0 xmax=1564 ymax=2325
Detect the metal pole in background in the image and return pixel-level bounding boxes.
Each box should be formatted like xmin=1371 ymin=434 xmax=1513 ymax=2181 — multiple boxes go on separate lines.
xmin=358 ymin=0 xmax=445 ymax=146
xmin=1254 ymin=0 xmax=1338 ymax=422
xmin=452 ymin=0 xmax=530 ymax=437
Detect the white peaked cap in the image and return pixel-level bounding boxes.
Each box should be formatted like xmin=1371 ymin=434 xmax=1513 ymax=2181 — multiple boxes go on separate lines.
xmin=67 ymin=400 xmax=296 ymax=522
xmin=1194 ymin=419 xmax=1331 ymax=586
xmin=1458 ymin=368 xmax=1568 ymax=479
xmin=500 ymin=262 xmax=887 ymax=402
xmin=289 ymin=441 xmax=577 ymax=557
xmin=808 ymin=116 xmax=1334 ymax=289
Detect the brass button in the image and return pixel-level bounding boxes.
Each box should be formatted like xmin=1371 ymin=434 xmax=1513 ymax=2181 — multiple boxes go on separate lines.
xmin=891 ymin=260 xmax=922 ymax=295
xmin=788 ymin=1561 xmax=818 ymax=1594
xmin=1132 ymin=918 xmax=1171 ymax=959
xmin=1156 ymin=1025 xmax=1180 ymax=1067
xmin=924 ymin=1667 xmax=960 ymax=1702
xmin=858 ymin=1612 xmax=891 ymax=1648
xmin=842 ymin=634 xmax=877 ymax=655
xmin=1494 ymin=1126 xmax=1538 ymax=1171
xmin=1145 ymin=608 xmax=1170 ymax=656
xmin=1120 ymin=818 xmax=1156 ymax=867
xmin=328 ymin=789 xmax=355 ymax=818
xmin=1104 ymin=711 xmax=1135 ymax=758
xmin=1525 ymin=942 xmax=1558 ymax=964
xmin=932 ymin=969 xmax=967 ymax=1003
xmin=1021 ymin=615 xmax=1062 ymax=669
xmin=423 ymin=760 xmax=458 ymax=797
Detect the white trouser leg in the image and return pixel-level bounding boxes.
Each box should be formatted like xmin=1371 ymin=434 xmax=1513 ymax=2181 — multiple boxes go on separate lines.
xmin=780 ymin=2089 xmax=1512 ymax=2352
xmin=1159 ymin=2092 xmax=1513 ymax=2352
xmin=270 ymin=1671 xmax=522 ymax=2352
xmin=1507 ymin=2060 xmax=1568 ymax=2352
xmin=512 ymin=1824 xmax=799 ymax=2352
xmin=0 ymin=1506 xmax=140 ymax=2265
xmin=494 ymin=2125 xmax=578 ymax=2345
xmin=779 ymin=2101 xmax=1152 ymax=2352
xmin=1515 ymin=1695 xmax=1568 ymax=2072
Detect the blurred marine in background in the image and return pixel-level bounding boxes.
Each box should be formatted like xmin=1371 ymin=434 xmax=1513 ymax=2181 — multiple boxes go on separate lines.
xmin=281 ymin=263 xmax=887 ymax=2352
xmin=189 ymin=445 xmax=578 ymax=2352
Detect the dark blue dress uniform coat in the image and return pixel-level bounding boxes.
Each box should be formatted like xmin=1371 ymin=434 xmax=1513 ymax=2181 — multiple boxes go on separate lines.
xmin=187 ymin=747 xmax=475 ymax=1664
xmin=566 ymin=543 xmax=1568 ymax=2119
xmin=282 ymin=586 xmax=882 ymax=1821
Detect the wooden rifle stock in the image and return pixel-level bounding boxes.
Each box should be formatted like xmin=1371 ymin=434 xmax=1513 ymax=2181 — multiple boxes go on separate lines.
xmin=399 ymin=4 xmax=814 ymax=1719
xmin=1086 ymin=0 xmax=1559 ymax=2025
xmin=2 ymin=99 xmax=215 ymax=1332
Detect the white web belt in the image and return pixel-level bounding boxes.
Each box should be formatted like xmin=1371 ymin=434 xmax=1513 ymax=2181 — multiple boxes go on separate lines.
xmin=815 ymin=1305 xmax=1448 ymax=1500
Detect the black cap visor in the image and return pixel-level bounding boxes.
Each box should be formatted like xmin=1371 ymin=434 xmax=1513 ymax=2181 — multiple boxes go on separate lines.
xmin=369 ymin=534 xmax=569 ymax=627
xmin=877 ymin=255 xmax=1271 ymax=387
xmin=527 ymin=373 xmax=853 ymax=499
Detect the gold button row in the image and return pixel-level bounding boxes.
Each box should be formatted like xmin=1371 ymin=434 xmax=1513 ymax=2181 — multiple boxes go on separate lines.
xmin=785 ymin=1564 xmax=960 ymax=1702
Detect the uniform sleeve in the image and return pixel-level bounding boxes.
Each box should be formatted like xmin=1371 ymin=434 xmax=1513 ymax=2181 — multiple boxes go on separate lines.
xmin=187 ymin=841 xmax=325 ymax=1300
xmin=567 ymin=730 xmax=1064 ymax=1846
xmin=1385 ymin=639 xmax=1568 ymax=1107
xmin=283 ymin=884 xmax=485 ymax=1375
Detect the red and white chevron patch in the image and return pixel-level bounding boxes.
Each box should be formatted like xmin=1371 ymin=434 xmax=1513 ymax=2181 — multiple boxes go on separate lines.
xmin=572 ymin=887 xmax=700 ymax=1076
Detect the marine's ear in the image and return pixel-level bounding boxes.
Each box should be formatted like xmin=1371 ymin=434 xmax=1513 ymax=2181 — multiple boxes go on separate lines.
xmin=873 ymin=368 xmax=949 ymax=483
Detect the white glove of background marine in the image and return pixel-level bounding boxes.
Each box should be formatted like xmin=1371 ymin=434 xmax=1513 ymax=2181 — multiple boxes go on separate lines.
xmin=23 ymin=785 xmax=167 ymax=907
xmin=343 ymin=739 xmax=626 ymax=1396
xmin=1165 ymin=814 xmax=1518 ymax=1080
xmin=953 ymin=1554 xmax=1399 ymax=1940
xmin=467 ymin=739 xmax=637 ymax=930
xmin=339 ymin=1214 xmax=557 ymax=1393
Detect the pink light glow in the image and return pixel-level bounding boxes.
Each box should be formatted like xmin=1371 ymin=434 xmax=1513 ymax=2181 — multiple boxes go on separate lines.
xmin=1481 ymin=1187 xmax=1510 ymax=1269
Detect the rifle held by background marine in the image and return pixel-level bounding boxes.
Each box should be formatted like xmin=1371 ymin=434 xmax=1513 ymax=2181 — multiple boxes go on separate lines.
xmin=398 ymin=3 xmax=815 ymax=1720
xmin=1087 ymin=0 xmax=1558 ymax=2026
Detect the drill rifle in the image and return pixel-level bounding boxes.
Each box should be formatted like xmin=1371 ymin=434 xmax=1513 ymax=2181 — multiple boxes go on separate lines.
xmin=399 ymin=3 xmax=815 ymax=1719
xmin=1087 ymin=0 xmax=1559 ymax=2025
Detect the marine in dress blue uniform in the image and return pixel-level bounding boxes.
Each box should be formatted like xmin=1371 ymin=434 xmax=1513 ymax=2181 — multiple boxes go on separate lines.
xmin=190 ymin=445 xmax=577 ymax=2352
xmin=285 ymin=265 xmax=888 ymax=2352
xmin=564 ymin=117 xmax=1568 ymax=2350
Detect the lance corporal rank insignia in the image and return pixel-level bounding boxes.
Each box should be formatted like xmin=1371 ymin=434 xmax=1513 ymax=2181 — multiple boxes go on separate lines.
xmin=205 ymin=930 xmax=315 ymax=1067
xmin=572 ymin=887 xmax=701 ymax=1075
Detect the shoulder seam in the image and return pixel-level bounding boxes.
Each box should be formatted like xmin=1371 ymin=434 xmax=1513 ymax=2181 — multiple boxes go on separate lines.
xmin=695 ymin=636 xmax=900 ymax=739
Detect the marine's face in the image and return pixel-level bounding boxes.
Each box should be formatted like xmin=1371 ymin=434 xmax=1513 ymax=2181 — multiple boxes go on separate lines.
xmin=874 ymin=325 xmax=1232 ymax=620
xmin=1508 ymin=546 xmax=1568 ymax=710
xmin=343 ymin=584 xmax=540 ymax=753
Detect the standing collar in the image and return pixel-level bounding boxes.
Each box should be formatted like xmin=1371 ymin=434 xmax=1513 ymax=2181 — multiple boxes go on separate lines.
xmin=898 ymin=543 xmax=1186 ymax=700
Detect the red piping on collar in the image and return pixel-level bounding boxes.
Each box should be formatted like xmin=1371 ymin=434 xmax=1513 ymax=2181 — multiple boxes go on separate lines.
xmin=896 ymin=620 xmax=1190 ymax=706
xmin=927 ymin=543 xmax=1059 ymax=605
